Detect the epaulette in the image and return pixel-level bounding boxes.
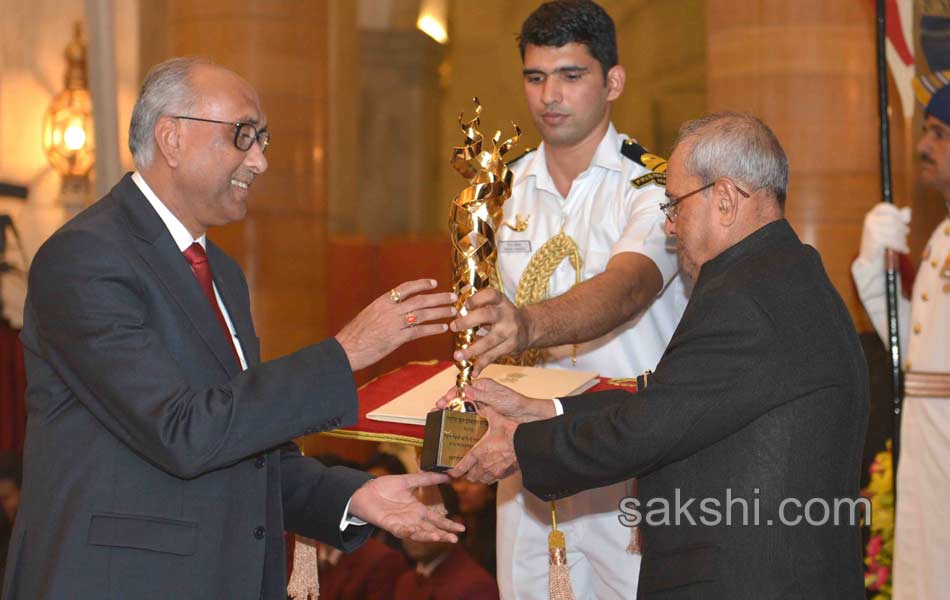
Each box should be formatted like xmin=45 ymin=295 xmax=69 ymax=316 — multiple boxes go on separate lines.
xmin=621 ymin=139 xmax=667 ymax=188
xmin=505 ymin=147 xmax=536 ymax=167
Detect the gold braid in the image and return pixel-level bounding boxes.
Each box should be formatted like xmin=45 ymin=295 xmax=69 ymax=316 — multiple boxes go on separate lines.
xmin=496 ymin=231 xmax=583 ymax=367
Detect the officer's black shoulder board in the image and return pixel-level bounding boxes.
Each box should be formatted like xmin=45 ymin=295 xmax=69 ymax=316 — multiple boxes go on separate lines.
xmin=621 ymin=139 xmax=667 ymax=187
xmin=505 ymin=147 xmax=536 ymax=167
xmin=621 ymin=139 xmax=649 ymax=164
xmin=621 ymin=139 xmax=667 ymax=171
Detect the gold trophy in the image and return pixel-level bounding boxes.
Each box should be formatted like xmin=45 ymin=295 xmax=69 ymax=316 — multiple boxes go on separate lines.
xmin=421 ymin=98 xmax=520 ymax=472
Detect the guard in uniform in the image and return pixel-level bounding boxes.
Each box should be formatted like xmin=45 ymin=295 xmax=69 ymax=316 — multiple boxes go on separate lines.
xmin=448 ymin=2 xmax=687 ymax=598
xmin=852 ymin=76 xmax=950 ymax=600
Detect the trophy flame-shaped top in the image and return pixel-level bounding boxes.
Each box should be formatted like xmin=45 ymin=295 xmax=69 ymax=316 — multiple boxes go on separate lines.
xmin=450 ymin=97 xmax=521 ymax=184
xmin=447 ymin=98 xmax=520 ymax=399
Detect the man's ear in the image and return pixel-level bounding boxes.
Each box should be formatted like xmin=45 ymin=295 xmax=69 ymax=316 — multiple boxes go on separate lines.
xmin=153 ymin=115 xmax=182 ymax=168
xmin=605 ymin=65 xmax=625 ymax=102
xmin=713 ymin=178 xmax=740 ymax=227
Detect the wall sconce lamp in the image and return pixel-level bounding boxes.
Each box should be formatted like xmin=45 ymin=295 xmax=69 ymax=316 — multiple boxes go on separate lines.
xmin=417 ymin=0 xmax=449 ymax=44
xmin=42 ymin=22 xmax=95 ymax=195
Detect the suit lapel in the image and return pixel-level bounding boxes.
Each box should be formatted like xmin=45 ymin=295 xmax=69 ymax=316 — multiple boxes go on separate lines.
xmin=114 ymin=174 xmax=242 ymax=378
xmin=207 ymin=241 xmax=260 ymax=368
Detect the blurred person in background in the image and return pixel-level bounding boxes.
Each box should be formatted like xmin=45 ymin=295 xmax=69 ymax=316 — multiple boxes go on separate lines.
xmin=395 ymin=485 xmax=499 ymax=600
xmin=451 ymin=479 xmax=497 ymax=576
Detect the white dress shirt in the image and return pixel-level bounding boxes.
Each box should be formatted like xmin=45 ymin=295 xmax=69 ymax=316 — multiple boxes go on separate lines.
xmin=131 ymin=172 xmax=248 ymax=370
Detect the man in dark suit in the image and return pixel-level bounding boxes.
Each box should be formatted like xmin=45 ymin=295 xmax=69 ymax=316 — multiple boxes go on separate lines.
xmin=443 ymin=112 xmax=868 ymax=598
xmin=3 ymin=57 xmax=462 ymax=600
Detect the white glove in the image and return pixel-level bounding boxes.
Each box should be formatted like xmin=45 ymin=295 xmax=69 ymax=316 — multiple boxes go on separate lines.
xmin=858 ymin=202 xmax=911 ymax=265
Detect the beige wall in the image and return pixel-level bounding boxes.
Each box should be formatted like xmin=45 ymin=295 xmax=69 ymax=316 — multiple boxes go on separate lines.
xmin=610 ymin=0 xmax=706 ymax=155
xmin=706 ymin=1 xmax=887 ymax=330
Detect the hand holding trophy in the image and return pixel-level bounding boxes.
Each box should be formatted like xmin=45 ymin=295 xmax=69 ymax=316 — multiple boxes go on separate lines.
xmin=421 ymin=98 xmax=520 ymax=472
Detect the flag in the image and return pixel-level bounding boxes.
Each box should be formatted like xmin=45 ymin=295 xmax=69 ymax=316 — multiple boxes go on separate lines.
xmin=872 ymin=0 xmax=915 ymax=117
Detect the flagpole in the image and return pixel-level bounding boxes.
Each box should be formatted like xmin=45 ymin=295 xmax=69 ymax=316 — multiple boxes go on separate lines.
xmin=875 ymin=0 xmax=904 ymax=475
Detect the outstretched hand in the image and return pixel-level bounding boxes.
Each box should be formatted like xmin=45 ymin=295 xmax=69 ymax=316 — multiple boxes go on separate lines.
xmin=436 ymin=378 xmax=556 ymax=424
xmin=449 ymin=288 xmax=529 ymax=378
xmin=348 ymin=472 xmax=465 ymax=543
xmin=336 ymin=279 xmax=457 ymax=372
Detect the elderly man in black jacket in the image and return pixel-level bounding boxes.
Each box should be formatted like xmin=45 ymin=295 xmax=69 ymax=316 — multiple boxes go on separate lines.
xmin=444 ymin=112 xmax=868 ymax=598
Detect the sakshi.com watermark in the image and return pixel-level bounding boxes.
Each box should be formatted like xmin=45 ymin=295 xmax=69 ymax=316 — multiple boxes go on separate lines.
xmin=617 ymin=488 xmax=871 ymax=527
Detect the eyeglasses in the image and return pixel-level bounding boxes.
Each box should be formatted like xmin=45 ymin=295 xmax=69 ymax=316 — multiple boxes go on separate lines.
xmin=174 ymin=116 xmax=270 ymax=153
xmin=659 ymin=179 xmax=749 ymax=223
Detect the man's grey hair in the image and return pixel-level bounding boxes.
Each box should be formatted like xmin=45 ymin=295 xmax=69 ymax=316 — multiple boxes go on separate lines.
xmin=128 ymin=57 xmax=214 ymax=168
xmin=673 ymin=112 xmax=789 ymax=206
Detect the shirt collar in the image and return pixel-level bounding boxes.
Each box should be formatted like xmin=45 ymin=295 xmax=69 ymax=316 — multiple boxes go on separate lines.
xmin=516 ymin=122 xmax=624 ymax=193
xmin=131 ymin=171 xmax=206 ymax=252
xmin=588 ymin=122 xmax=624 ymax=172
xmin=697 ymin=219 xmax=798 ymax=283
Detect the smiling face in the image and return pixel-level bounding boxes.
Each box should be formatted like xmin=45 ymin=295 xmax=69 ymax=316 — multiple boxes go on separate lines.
xmin=521 ymin=43 xmax=621 ymax=149
xmin=917 ymin=115 xmax=950 ymax=197
xmin=172 ymin=65 xmax=268 ymax=234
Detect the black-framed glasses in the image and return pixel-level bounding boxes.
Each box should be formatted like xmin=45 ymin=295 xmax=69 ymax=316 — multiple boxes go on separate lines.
xmin=659 ymin=179 xmax=749 ymax=223
xmin=174 ymin=116 xmax=270 ymax=153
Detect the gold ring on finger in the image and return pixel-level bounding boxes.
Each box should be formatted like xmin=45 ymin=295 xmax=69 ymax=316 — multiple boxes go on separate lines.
xmin=390 ymin=288 xmax=401 ymax=303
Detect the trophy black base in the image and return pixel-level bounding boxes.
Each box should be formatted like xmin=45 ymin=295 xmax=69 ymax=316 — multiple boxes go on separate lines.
xmin=420 ymin=409 xmax=489 ymax=472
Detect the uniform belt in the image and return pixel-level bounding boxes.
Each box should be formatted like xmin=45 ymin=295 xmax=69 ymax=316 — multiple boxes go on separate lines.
xmin=905 ymin=371 xmax=950 ymax=398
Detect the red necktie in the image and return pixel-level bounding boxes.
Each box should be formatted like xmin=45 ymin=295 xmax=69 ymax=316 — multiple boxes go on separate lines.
xmin=183 ymin=242 xmax=243 ymax=369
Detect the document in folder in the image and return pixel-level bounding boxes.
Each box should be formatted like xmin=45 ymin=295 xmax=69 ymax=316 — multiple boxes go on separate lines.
xmin=367 ymin=363 xmax=599 ymax=426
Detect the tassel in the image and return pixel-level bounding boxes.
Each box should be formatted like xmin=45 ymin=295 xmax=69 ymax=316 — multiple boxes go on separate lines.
xmin=287 ymin=537 xmax=319 ymax=599
xmin=548 ymin=502 xmax=576 ymax=600
xmin=626 ymin=477 xmax=642 ymax=554
xmin=627 ymin=517 xmax=642 ymax=554
xmin=626 ymin=372 xmax=650 ymax=555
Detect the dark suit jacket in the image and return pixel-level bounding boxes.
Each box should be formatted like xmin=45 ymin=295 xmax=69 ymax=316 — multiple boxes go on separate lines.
xmin=393 ymin=546 xmax=499 ymax=600
xmin=3 ymin=174 xmax=372 ymax=599
xmin=516 ymin=220 xmax=868 ymax=598
xmin=317 ymin=537 xmax=409 ymax=600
